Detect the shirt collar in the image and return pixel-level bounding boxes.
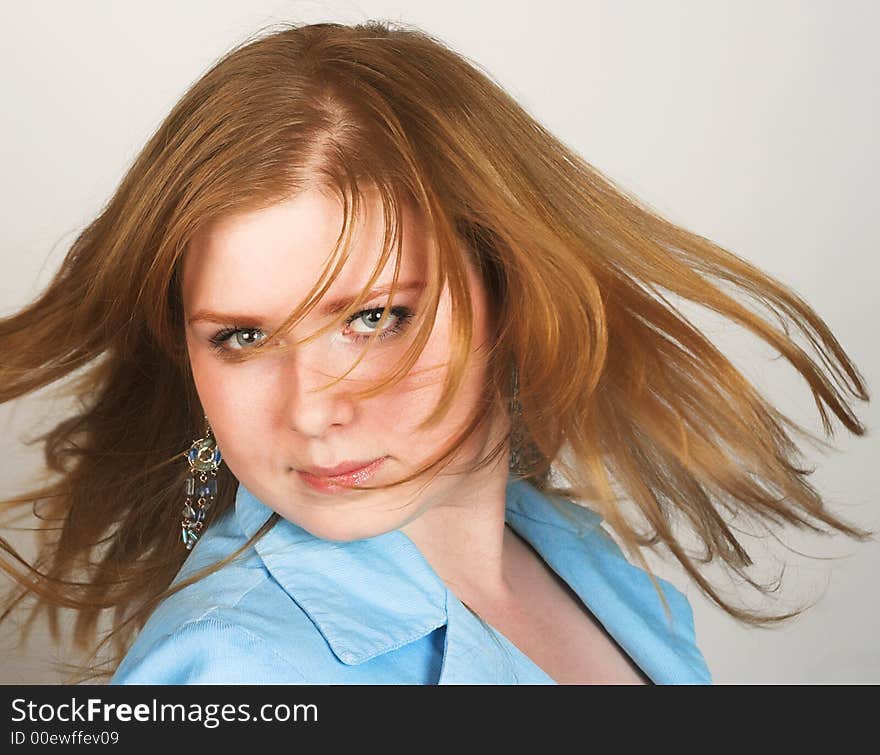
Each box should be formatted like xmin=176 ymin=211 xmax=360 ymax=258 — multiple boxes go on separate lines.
xmin=235 ymin=479 xmax=448 ymax=666
xmin=234 ymin=475 xmax=710 ymax=683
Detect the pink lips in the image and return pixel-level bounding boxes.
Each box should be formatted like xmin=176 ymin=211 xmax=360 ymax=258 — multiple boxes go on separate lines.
xmin=297 ymin=456 xmax=388 ymax=493
xmin=302 ymin=458 xmax=384 ymax=477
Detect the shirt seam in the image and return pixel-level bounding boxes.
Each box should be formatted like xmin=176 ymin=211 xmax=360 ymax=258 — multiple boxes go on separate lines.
xmin=181 ymin=613 xmax=308 ymax=679
xmin=153 ymin=580 xmax=308 ymax=679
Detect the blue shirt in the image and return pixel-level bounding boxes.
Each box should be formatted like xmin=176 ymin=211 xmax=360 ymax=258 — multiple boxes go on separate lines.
xmin=110 ymin=476 xmax=712 ymax=685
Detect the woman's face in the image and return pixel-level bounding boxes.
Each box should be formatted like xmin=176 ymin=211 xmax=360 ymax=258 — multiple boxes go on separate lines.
xmin=181 ymin=185 xmax=506 ymax=541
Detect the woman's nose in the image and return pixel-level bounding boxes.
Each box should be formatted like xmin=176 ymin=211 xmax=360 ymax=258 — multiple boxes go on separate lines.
xmin=279 ymin=347 xmax=356 ymax=439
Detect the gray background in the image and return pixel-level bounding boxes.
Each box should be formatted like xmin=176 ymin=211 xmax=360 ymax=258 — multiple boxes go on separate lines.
xmin=1 ymin=0 xmax=877 ymax=683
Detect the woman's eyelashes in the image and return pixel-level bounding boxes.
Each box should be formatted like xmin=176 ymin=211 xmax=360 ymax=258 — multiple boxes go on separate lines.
xmin=344 ymin=305 xmax=415 ymax=341
xmin=208 ymin=305 xmax=415 ymax=355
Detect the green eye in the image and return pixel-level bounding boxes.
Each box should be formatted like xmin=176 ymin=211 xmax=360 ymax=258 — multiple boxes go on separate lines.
xmin=209 ymin=327 xmax=264 ymax=352
xmin=344 ymin=306 xmax=414 ymax=343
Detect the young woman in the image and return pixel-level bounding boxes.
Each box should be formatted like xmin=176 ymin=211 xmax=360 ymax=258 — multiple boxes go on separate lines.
xmin=0 ymin=20 xmax=871 ymax=685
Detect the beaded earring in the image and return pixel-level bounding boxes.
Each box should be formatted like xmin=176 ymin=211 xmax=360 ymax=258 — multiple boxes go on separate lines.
xmin=180 ymin=414 xmax=223 ymax=550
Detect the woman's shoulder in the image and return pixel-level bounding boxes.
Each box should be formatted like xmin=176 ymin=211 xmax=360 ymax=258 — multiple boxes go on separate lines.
xmin=110 ymin=566 xmax=308 ymax=684
xmin=111 ymin=516 xmax=330 ymax=684
xmin=111 ymin=610 xmax=303 ymax=684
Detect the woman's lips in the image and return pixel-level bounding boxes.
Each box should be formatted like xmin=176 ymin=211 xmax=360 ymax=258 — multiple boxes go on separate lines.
xmin=297 ymin=456 xmax=388 ymax=493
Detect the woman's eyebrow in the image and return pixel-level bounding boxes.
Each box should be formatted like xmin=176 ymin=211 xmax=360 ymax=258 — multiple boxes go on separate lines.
xmin=187 ymin=280 xmax=426 ymax=326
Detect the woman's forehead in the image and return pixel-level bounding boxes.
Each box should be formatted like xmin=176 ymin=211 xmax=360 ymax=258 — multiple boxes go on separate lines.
xmin=187 ymin=187 xmax=427 ymax=265
xmin=181 ymin=188 xmax=433 ymax=309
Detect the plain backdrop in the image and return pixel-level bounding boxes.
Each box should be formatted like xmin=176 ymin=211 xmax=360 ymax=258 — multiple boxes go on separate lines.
xmin=0 ymin=0 xmax=877 ymax=684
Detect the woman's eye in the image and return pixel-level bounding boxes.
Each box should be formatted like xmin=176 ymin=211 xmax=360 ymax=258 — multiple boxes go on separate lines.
xmin=345 ymin=306 xmax=412 ymax=339
xmin=209 ymin=327 xmax=264 ymax=353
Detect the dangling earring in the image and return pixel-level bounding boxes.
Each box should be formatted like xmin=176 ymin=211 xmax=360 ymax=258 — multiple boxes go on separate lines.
xmin=180 ymin=414 xmax=222 ymax=550
xmin=508 ymin=366 xmax=526 ymax=476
